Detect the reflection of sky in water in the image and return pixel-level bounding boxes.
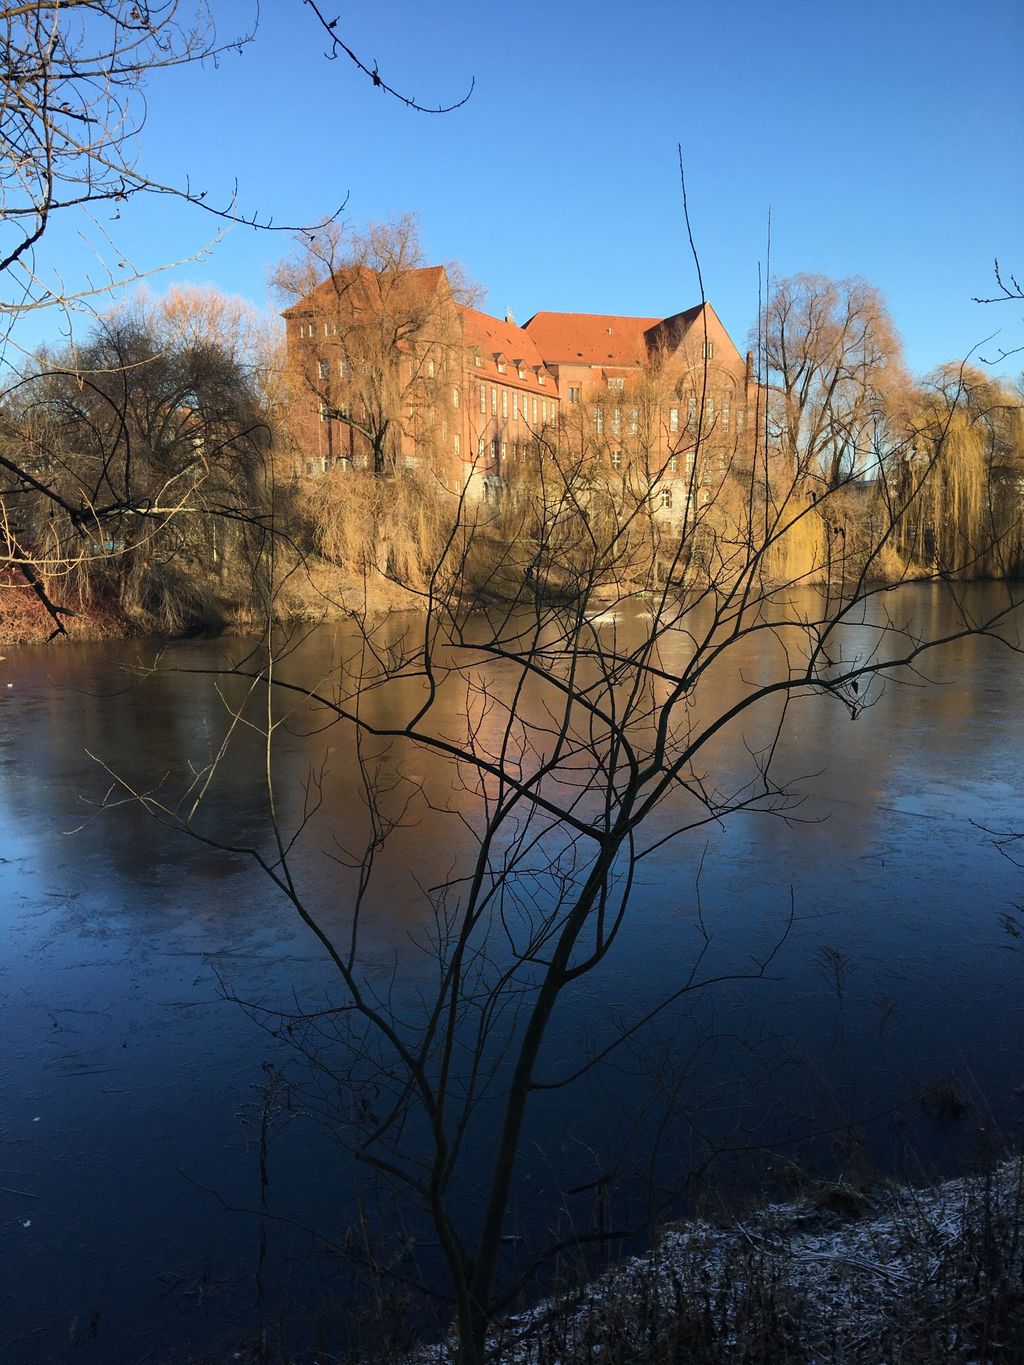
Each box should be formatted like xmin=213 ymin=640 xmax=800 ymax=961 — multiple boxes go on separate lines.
xmin=1 ymin=585 xmax=1022 ymax=1361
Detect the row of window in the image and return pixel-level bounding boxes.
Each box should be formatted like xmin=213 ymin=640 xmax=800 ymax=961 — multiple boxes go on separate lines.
xmin=592 ymin=400 xmax=743 ymax=435
xmin=478 ymin=383 xmax=556 ymax=427
xmin=298 ymin=320 xmax=343 ymax=339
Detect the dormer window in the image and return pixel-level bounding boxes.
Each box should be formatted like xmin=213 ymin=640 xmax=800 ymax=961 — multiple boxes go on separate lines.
xmin=474 ymin=355 xmax=483 ymax=368
xmin=517 ymin=367 xmax=525 ymax=380
xmin=497 ymin=361 xmax=506 ymax=373
xmin=537 ymin=372 xmax=546 ymax=386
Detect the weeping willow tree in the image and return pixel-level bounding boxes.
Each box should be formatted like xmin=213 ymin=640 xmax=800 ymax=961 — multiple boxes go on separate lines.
xmin=299 ymin=464 xmax=458 ymax=593
xmin=893 ymin=366 xmax=1024 ymax=577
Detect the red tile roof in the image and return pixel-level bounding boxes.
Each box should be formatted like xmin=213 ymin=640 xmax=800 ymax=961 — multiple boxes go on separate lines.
xmin=523 ymin=305 xmax=711 ymax=368
xmin=523 ymin=311 xmax=662 ymax=367
xmin=458 ymin=305 xmax=553 ymax=392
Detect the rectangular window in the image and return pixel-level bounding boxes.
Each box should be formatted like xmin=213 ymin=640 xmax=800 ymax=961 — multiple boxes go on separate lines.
xmin=501 ymin=442 xmax=507 ymax=461
xmin=474 ymin=355 xmax=483 ymax=367
xmin=517 ymin=367 xmax=525 ymax=380
xmin=541 ymin=399 xmax=547 ymax=424
xmin=478 ymin=437 xmax=485 ymax=456
xmin=594 ymin=406 xmax=604 ymax=435
xmin=668 ymin=455 xmax=678 ymax=473
xmin=491 ymin=386 xmax=498 ymax=416
xmin=660 ymin=487 xmax=673 ymax=509
xmin=610 ymin=450 xmax=621 ymax=470
xmin=453 ymin=433 xmax=461 ymax=455
xmin=452 ymin=386 xmax=460 ymax=408
xmin=513 ymin=392 xmax=519 ymax=421
xmin=497 ymin=360 xmax=506 ymax=374
xmin=608 ymin=376 xmax=625 ymax=393
xmin=538 ymin=372 xmax=546 ymax=385
xmin=318 ymin=401 xmax=328 ymax=423
xmin=532 ymin=397 xmax=538 ymax=425
xmin=687 ymin=396 xmax=697 ymax=426
xmin=669 ymin=406 xmax=679 ymax=433
xmin=319 ymin=359 xmax=330 ymax=381
xmin=568 ymin=385 xmax=580 ymax=403
xmin=427 ymin=358 xmax=435 ymax=378
xmin=707 ymin=397 xmax=715 ymax=421
xmin=702 ymin=340 xmax=715 ymax=360
xmin=736 ymin=409 xmax=746 ymax=430
xmin=611 ymin=407 xmax=621 ymax=435
xmin=502 ymin=388 xmax=508 ymax=420
xmin=480 ymin=383 xmax=486 ymax=414
xmin=630 ymin=408 xmax=639 ymax=434
xmin=339 ymin=359 xmax=350 ymax=379
xmin=722 ymin=401 xmax=730 ymax=428
xmin=323 ymin=322 xmax=329 ymax=337
xmin=492 ymin=438 xmax=500 ymax=463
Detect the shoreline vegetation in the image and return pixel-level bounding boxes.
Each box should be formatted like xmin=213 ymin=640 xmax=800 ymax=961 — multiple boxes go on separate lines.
xmin=395 ymin=1157 xmax=1024 ymax=1365
xmin=4 ymin=559 xmax=1022 ymax=650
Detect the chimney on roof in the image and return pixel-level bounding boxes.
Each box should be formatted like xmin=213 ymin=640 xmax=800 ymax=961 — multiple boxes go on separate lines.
xmin=505 ymin=308 xmax=516 ymax=325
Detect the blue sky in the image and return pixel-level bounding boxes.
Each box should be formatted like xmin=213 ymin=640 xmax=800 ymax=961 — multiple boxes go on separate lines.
xmin=20 ymin=0 xmax=1024 ymax=378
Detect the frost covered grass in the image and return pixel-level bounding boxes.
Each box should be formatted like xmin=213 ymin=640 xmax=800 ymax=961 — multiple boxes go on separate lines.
xmin=406 ymin=1159 xmax=1024 ymax=1364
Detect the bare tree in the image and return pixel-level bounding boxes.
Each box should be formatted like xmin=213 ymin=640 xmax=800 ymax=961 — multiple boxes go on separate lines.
xmin=275 ymin=216 xmax=475 ymax=480
xmin=757 ymin=274 xmax=907 ymax=494
xmin=4 ymin=287 xmax=276 ymax=635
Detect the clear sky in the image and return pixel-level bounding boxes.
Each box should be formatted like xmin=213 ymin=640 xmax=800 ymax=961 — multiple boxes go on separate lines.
xmin=20 ymin=0 xmax=1024 ymax=378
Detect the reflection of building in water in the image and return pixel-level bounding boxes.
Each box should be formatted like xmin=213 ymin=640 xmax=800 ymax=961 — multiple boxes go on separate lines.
xmin=282 ymin=264 xmax=758 ymax=522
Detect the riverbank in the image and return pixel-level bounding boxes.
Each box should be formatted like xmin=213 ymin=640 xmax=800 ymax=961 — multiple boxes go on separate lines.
xmin=411 ymin=1159 xmax=1023 ymax=1364
xmin=0 ymin=559 xmax=418 ymax=646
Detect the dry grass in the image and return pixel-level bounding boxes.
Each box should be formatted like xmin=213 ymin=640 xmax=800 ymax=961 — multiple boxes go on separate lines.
xmin=398 ymin=1159 xmax=1024 ymax=1365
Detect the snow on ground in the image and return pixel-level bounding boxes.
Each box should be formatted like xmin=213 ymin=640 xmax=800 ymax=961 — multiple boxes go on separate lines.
xmin=412 ymin=1160 xmax=1023 ymax=1363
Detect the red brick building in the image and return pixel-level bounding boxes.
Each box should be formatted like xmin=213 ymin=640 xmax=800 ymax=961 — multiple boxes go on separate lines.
xmin=283 ymin=265 xmax=756 ymax=520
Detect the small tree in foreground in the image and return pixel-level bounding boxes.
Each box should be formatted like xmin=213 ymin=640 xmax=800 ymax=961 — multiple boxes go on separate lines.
xmin=104 ymin=254 xmax=1023 ymax=1364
